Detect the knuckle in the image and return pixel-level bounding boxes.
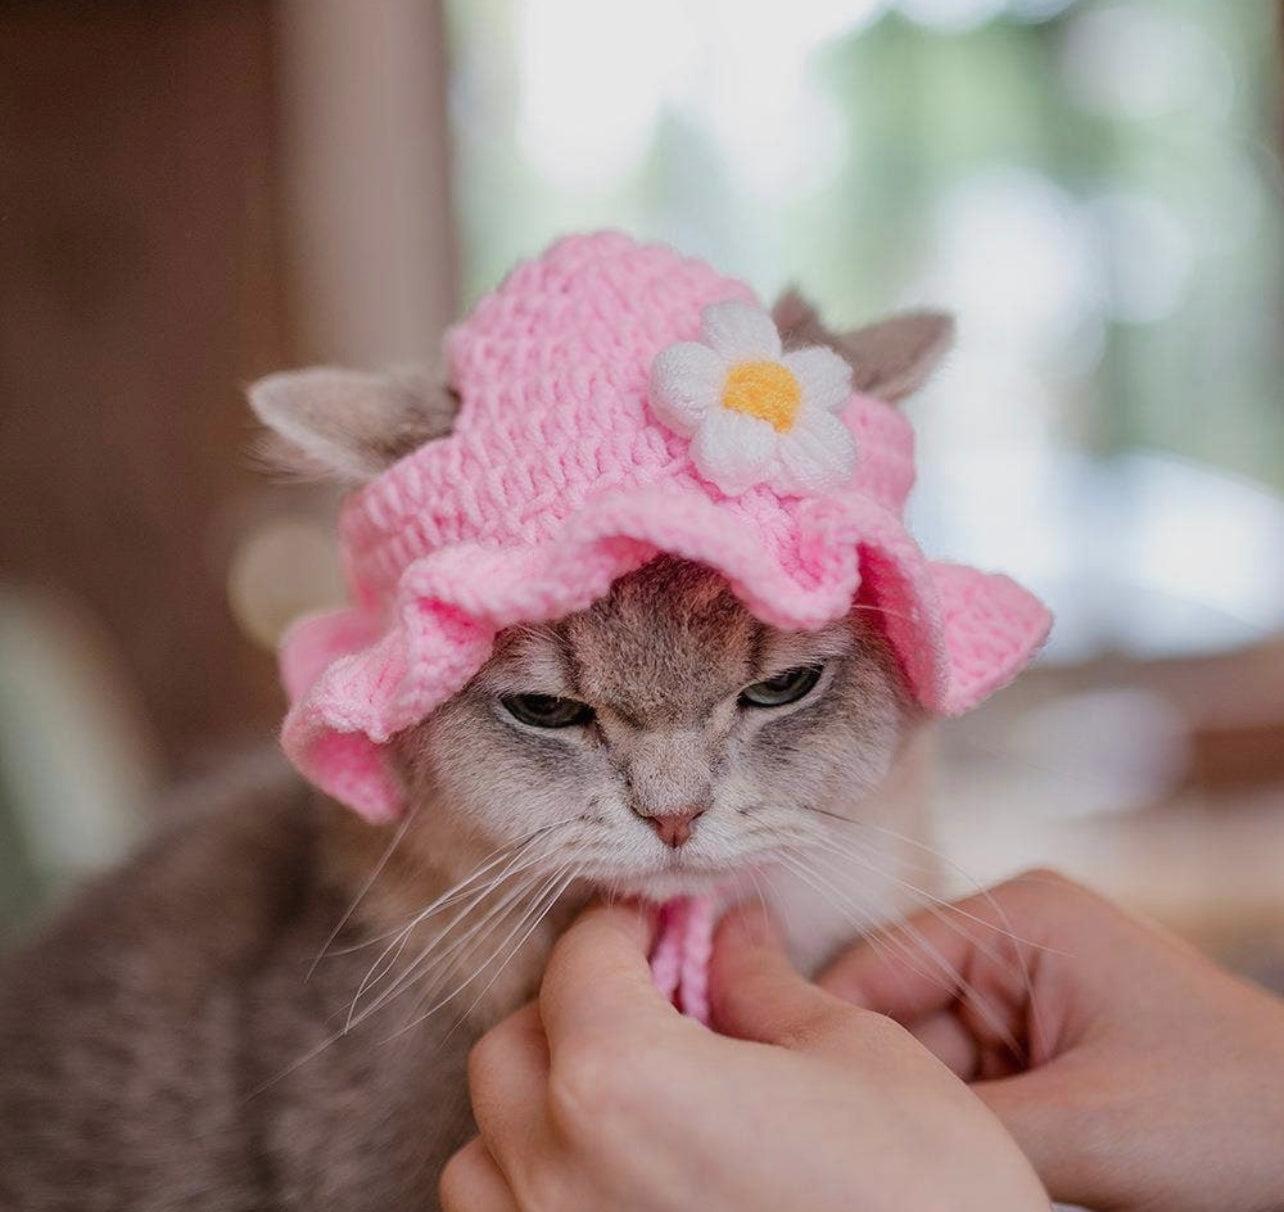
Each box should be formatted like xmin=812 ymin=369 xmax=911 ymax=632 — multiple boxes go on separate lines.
xmin=467 ymin=1023 xmax=507 ymax=1094
xmin=1004 ymin=866 xmax=1113 ymax=939
xmin=437 ymin=1146 xmax=473 ymax=1211
xmin=850 ymin=1004 xmax=914 ymax=1050
xmin=548 ymin=1037 xmax=657 ymax=1138
xmin=523 ymin=1171 xmax=574 ymax=1212
xmin=777 ymin=1001 xmax=860 ymax=1053
xmin=1014 ymin=864 xmax=1072 ymax=888
xmin=1009 ymin=865 xmax=1084 ymax=906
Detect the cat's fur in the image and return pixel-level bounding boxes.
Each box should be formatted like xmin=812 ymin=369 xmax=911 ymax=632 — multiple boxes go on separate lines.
xmin=0 ymin=295 xmax=949 ymax=1210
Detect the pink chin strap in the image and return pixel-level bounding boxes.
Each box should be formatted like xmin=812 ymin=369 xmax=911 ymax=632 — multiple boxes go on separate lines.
xmin=649 ymin=896 xmax=718 ymax=1025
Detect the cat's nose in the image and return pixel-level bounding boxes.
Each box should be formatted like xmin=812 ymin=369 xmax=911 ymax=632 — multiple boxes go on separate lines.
xmin=646 ymin=807 xmax=705 ymax=849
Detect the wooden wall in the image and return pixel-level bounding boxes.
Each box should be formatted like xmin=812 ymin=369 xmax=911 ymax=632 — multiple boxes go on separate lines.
xmin=0 ymin=3 xmax=292 ymax=772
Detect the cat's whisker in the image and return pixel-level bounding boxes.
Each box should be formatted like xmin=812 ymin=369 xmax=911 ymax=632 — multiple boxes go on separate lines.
xmin=779 ymin=847 xmax=1024 ymax=1061
xmin=348 ymin=853 xmax=556 ymax=1029
xmin=345 ymin=853 xmax=530 ymax=1027
xmin=803 ymin=840 xmax=1017 ymax=976
xmin=383 ymin=866 xmax=580 ymax=1044
xmin=813 ymin=810 xmax=1064 ymax=957
xmin=770 ymin=852 xmax=953 ymax=1001
xmin=246 ymin=851 xmax=570 ymax=1102
xmin=324 ymin=845 xmax=548 ymax=963
xmin=808 ymin=810 xmax=1056 ymax=1051
xmin=433 ymin=867 xmax=584 ymax=1047
xmin=381 ymin=861 xmax=562 ymax=1021
xmin=773 ymin=852 xmax=985 ymax=1039
xmin=321 ymin=831 xmax=549 ymax=962
xmin=307 ymin=809 xmax=417 ymax=981
xmin=394 ymin=818 xmax=584 ymax=930
xmin=339 ymin=820 xmax=581 ymax=1022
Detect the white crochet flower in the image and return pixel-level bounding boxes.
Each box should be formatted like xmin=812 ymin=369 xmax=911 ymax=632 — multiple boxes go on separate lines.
xmin=648 ymin=300 xmax=858 ymax=498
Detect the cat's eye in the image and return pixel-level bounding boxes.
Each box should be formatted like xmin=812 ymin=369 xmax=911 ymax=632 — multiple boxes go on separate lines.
xmin=739 ymin=664 xmax=824 ymax=708
xmin=501 ymin=693 xmax=595 ymax=729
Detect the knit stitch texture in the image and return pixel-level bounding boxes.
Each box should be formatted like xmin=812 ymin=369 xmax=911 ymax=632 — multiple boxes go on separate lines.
xmin=274 ymin=230 xmax=1052 ymax=1023
xmin=278 ymin=232 xmax=1050 ymax=826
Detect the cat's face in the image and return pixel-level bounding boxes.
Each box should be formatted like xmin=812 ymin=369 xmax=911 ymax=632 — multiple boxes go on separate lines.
xmin=394 ymin=557 xmax=912 ymax=902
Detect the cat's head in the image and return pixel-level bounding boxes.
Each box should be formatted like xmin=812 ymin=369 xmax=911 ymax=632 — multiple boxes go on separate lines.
xmin=393 ymin=554 xmax=914 ymax=900
xmin=249 ymin=293 xmax=953 ymax=898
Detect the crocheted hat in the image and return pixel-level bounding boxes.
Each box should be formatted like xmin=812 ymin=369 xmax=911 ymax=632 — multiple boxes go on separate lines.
xmin=273 ymin=232 xmax=1050 ymax=822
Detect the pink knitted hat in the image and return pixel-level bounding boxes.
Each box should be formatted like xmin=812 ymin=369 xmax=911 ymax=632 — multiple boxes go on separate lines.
xmin=278 ymin=232 xmax=1050 ymax=822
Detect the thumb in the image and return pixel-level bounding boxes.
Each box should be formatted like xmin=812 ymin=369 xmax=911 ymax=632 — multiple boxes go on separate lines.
xmin=709 ymin=901 xmax=862 ymax=1053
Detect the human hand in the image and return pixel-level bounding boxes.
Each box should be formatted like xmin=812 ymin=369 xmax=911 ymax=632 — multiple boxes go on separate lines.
xmin=820 ymin=869 xmax=1284 ymax=1212
xmin=441 ymin=900 xmax=1047 ymax=1212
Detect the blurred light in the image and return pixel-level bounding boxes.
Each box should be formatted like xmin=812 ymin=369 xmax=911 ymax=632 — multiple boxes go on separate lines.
xmin=1089 ymin=192 xmax=1194 ymax=323
xmin=516 ymin=0 xmax=687 ymax=190
xmin=1008 ymin=688 xmax=1187 ymax=817
xmin=694 ymin=0 xmax=881 ymax=199
xmin=925 ymin=168 xmax=1103 ymax=360
xmin=0 ymin=591 xmax=152 ymax=880
xmin=913 ymin=449 xmax=1284 ymax=662
xmin=703 ymin=52 xmax=847 ymax=200
xmin=514 ymin=0 xmax=883 ymax=197
xmin=743 ymin=0 xmax=888 ymax=48
xmin=1060 ymin=3 xmax=1235 ymax=124
xmin=228 ymin=517 xmax=345 ymax=649
xmin=1006 ymin=0 xmax=1077 ymax=22
xmin=897 ymin=0 xmax=1008 ymax=33
xmin=1116 ymin=454 xmax=1284 ymax=655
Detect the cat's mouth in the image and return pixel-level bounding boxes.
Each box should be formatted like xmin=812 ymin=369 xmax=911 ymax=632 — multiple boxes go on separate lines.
xmin=606 ymin=859 xmax=751 ymax=905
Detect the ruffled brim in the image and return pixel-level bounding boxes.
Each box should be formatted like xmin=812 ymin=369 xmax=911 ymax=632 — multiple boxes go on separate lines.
xmin=279 ymin=485 xmax=1050 ymax=821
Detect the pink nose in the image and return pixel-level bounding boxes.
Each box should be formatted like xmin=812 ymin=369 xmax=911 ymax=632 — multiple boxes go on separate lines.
xmin=648 ymin=808 xmax=704 ymax=849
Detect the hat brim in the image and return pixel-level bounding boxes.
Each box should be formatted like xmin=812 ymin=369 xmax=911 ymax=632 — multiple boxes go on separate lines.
xmin=280 ymin=484 xmax=1050 ymax=821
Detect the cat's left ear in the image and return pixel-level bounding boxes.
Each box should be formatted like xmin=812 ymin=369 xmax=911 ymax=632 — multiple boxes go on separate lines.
xmin=773 ymin=290 xmax=955 ymax=405
xmin=248 ymin=365 xmax=460 ymax=483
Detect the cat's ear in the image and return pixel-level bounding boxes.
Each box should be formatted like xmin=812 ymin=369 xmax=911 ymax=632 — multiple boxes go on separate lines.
xmin=773 ymin=290 xmax=955 ymax=404
xmin=248 ymin=366 xmax=460 ymax=482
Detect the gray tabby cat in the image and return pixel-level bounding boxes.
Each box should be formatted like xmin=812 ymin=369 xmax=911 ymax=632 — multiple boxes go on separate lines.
xmin=0 ymin=296 xmax=952 ymax=1211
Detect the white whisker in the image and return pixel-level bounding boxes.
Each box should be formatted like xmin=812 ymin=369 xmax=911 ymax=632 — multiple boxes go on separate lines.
xmin=384 ymin=866 xmax=579 ymax=1044
xmin=780 ymin=846 xmax=1024 ymax=1059
xmin=348 ymin=846 xmax=558 ymax=1029
xmin=307 ymin=809 xmax=416 ymax=981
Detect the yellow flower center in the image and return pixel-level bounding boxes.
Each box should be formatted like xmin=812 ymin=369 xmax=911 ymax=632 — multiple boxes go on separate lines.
xmin=720 ymin=360 xmax=801 ymax=433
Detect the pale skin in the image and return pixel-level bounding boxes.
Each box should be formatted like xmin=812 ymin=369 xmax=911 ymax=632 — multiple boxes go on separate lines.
xmin=442 ymin=870 xmax=1284 ymax=1212
xmin=441 ymin=896 xmax=1047 ymax=1211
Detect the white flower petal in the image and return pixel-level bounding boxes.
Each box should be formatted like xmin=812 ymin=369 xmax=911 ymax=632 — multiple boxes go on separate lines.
xmin=783 ymin=345 xmax=853 ymax=415
xmin=649 ymin=342 xmax=724 ymax=435
xmin=700 ymin=300 xmax=782 ymax=363
xmin=775 ymin=406 xmax=857 ymax=496
xmin=690 ymin=407 xmax=777 ymax=497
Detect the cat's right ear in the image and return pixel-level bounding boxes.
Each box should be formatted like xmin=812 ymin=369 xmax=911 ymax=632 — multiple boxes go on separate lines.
xmin=247 ymin=366 xmax=460 ymax=483
xmin=773 ymin=290 xmax=955 ymax=405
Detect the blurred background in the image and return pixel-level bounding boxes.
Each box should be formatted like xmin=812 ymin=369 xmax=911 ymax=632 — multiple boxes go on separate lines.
xmin=1 ymin=1 xmax=1281 ymax=982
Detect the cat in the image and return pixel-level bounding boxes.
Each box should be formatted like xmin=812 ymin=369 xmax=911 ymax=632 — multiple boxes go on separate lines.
xmin=0 ymin=291 xmax=956 ymax=1211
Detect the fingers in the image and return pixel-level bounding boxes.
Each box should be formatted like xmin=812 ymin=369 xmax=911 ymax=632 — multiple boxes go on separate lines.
xmin=910 ymin=1010 xmax=982 ymax=1080
xmin=440 ymin=1138 xmax=521 ymax=1212
xmin=818 ymin=869 xmax=1092 ymax=1036
xmin=538 ymin=900 xmax=671 ymax=1056
xmin=469 ymin=1002 xmax=549 ymax=1170
xmin=467 ymin=1001 xmax=557 ymax=1186
xmin=709 ymin=901 xmax=872 ymax=1056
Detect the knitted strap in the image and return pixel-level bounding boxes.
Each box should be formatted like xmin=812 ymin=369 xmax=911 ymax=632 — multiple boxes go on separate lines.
xmin=649 ymin=895 xmax=717 ymax=1025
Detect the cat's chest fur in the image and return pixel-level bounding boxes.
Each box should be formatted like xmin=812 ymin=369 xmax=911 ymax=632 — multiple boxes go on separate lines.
xmin=0 ymin=782 xmax=478 ymax=1211
xmin=0 ymin=730 xmax=935 ymax=1212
